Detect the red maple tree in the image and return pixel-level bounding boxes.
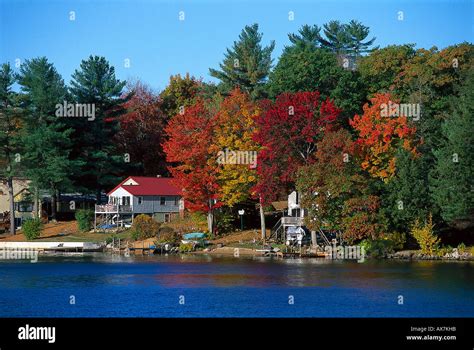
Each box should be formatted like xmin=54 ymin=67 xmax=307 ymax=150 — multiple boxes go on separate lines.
xmin=163 ymin=99 xmax=221 ymax=219
xmin=254 ymin=91 xmax=341 ymax=203
xmin=115 ymin=81 xmax=168 ymax=176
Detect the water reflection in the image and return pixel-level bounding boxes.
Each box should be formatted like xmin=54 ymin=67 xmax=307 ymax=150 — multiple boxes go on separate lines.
xmin=0 ymin=254 xmax=473 ymax=317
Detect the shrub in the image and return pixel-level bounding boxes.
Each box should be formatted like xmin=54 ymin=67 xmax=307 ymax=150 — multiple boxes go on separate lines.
xmin=131 ymin=214 xmax=160 ymax=241
xmin=75 ymin=209 xmax=94 ymax=232
xmin=214 ymin=210 xmax=234 ymax=235
xmin=156 ymin=227 xmax=179 ymax=243
xmin=437 ymin=245 xmax=454 ymax=257
xmin=341 ymin=196 xmax=385 ymax=244
xmin=386 ymin=232 xmax=406 ymax=250
xmin=410 ymin=214 xmax=439 ymax=255
xmin=360 ymin=239 xmax=395 ymax=259
xmin=179 ymin=242 xmax=194 ymax=253
xmin=457 ymin=243 xmax=467 ymax=253
xmin=22 ymin=218 xmax=43 ymax=240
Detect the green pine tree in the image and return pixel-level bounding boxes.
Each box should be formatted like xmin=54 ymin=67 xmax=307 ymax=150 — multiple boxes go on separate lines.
xmin=288 ymin=24 xmax=322 ymax=48
xmin=69 ymin=56 xmax=128 ymax=202
xmin=381 ymin=149 xmax=431 ymax=233
xmin=430 ymin=69 xmax=474 ymax=228
xmin=268 ymin=25 xmax=367 ymax=124
xmin=344 ymin=20 xmax=377 ymax=56
xmin=319 ymin=20 xmax=350 ymax=54
xmin=209 ymin=24 xmax=275 ymax=99
xmin=0 ymin=63 xmax=22 ymax=234
xmin=18 ymin=57 xmax=78 ymax=221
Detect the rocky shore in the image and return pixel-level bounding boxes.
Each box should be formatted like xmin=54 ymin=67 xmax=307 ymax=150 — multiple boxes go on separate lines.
xmin=388 ymin=248 xmax=473 ymax=261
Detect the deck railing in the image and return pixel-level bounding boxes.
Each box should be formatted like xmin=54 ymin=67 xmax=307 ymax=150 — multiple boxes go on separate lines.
xmin=95 ymin=204 xmax=132 ymax=213
xmin=281 ymin=216 xmax=304 ymax=225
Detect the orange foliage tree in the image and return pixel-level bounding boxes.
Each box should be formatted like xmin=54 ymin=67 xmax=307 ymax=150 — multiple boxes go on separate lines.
xmin=349 ymin=93 xmax=417 ymax=182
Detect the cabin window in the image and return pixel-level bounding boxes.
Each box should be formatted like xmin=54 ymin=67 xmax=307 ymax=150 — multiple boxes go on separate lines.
xmin=15 ymin=201 xmax=34 ymax=212
xmin=138 ymin=196 xmax=143 ymax=205
xmin=174 ymin=197 xmax=178 ymax=206
xmin=122 ymin=196 xmax=130 ymax=206
xmin=160 ymin=197 xmax=166 ymax=205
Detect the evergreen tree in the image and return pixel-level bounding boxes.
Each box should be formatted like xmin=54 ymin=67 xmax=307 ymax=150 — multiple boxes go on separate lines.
xmin=268 ymin=40 xmax=341 ymax=99
xmin=319 ymin=20 xmax=376 ymax=56
xmin=319 ymin=20 xmax=350 ymax=54
xmin=381 ymin=149 xmax=431 ymax=233
xmin=288 ymin=24 xmax=322 ymax=48
xmin=430 ymin=69 xmax=474 ymax=228
xmin=18 ymin=57 xmax=76 ymax=221
xmin=209 ymin=24 xmax=275 ymax=99
xmin=268 ymin=25 xmax=367 ymax=125
xmin=69 ymin=56 xmax=127 ymax=202
xmin=345 ymin=20 xmax=377 ymax=55
xmin=0 ymin=63 xmax=22 ymax=234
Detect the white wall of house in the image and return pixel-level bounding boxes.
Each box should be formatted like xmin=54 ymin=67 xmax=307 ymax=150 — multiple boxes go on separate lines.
xmin=288 ymin=191 xmax=305 ymax=217
xmin=108 ymin=187 xmax=133 ymax=205
xmin=0 ymin=179 xmax=30 ymax=213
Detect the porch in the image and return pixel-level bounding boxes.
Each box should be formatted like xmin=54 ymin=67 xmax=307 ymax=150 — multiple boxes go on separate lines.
xmin=95 ymin=204 xmax=133 ymax=213
xmin=94 ymin=204 xmax=133 ymax=230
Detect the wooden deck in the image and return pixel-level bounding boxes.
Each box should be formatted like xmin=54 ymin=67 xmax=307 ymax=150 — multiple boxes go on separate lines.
xmin=95 ymin=204 xmax=132 ymax=213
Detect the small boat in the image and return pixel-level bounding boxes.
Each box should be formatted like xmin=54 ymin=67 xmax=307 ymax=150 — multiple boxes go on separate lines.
xmin=182 ymin=232 xmax=207 ymax=240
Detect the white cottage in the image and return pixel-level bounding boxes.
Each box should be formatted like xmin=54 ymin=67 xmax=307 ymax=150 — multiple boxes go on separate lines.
xmin=94 ymin=176 xmax=184 ymax=229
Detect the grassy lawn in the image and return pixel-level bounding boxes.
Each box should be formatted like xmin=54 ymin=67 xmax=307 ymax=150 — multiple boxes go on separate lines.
xmin=1 ymin=221 xmax=133 ymax=243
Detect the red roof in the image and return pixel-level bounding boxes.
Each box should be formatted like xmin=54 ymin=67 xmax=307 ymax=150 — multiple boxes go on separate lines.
xmin=107 ymin=176 xmax=182 ymax=196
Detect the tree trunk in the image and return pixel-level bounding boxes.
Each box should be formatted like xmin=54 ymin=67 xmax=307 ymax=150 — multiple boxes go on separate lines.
xmin=207 ymin=210 xmax=213 ymax=238
xmin=7 ymin=176 xmax=15 ymax=235
xmin=34 ymin=187 xmax=39 ymax=219
xmin=51 ymin=188 xmax=57 ymax=222
xmin=259 ymin=195 xmax=266 ymax=241
xmin=311 ymin=230 xmax=317 ymax=247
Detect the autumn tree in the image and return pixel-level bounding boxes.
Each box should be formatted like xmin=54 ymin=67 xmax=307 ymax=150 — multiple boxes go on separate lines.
xmin=209 ymin=89 xmax=267 ymax=238
xmin=210 ymin=89 xmax=259 ymax=206
xmin=115 ymin=81 xmax=168 ymax=177
xmin=358 ymin=44 xmax=416 ymax=95
xmin=297 ymin=129 xmax=384 ymax=243
xmin=350 ymin=93 xmax=417 ymax=182
xmin=163 ymin=98 xmax=221 ymax=235
xmin=268 ymin=25 xmax=367 ymax=125
xmin=159 ymin=73 xmax=203 ymax=118
xmin=254 ymin=91 xmax=340 ymax=203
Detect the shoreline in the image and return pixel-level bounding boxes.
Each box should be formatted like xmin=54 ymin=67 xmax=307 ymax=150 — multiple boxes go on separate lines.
xmin=1 ymin=240 xmax=473 ymax=262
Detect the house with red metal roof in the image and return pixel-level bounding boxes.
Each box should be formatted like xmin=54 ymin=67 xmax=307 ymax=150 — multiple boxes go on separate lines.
xmin=94 ymin=176 xmax=184 ymax=229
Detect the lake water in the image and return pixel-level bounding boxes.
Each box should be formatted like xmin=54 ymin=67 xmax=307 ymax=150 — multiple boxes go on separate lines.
xmin=0 ymin=254 xmax=472 ymax=317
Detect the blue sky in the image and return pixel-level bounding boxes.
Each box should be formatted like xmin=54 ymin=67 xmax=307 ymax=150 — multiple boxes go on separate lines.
xmin=1 ymin=0 xmax=473 ymax=91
